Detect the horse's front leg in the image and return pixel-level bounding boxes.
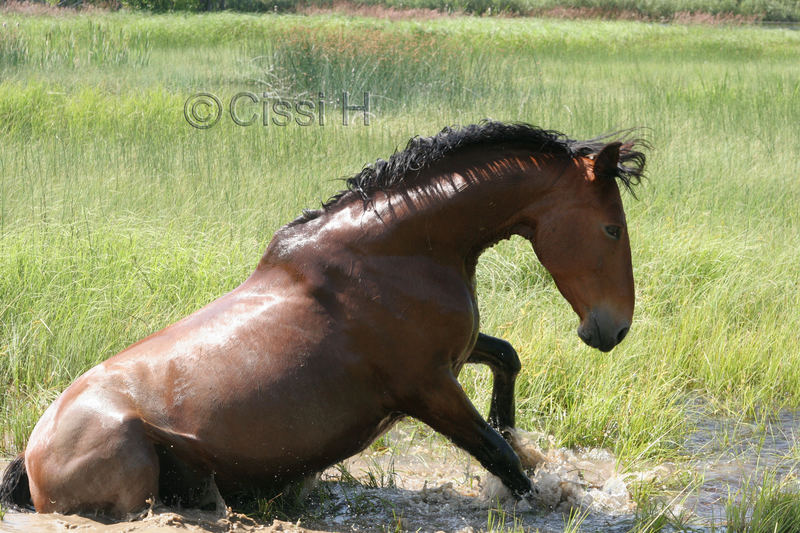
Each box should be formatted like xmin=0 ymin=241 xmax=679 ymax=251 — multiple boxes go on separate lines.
xmin=403 ymin=373 xmax=534 ymax=502
xmin=466 ymin=333 xmax=521 ymax=433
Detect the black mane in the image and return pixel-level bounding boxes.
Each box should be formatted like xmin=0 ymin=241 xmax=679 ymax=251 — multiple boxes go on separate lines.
xmin=295 ymin=120 xmax=646 ymax=223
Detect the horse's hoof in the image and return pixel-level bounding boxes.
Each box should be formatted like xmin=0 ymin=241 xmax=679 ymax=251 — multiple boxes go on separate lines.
xmin=514 ymin=488 xmax=537 ymax=511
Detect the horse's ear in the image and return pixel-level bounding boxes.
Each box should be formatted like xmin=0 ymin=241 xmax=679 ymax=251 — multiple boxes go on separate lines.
xmin=592 ymin=142 xmax=623 ymax=180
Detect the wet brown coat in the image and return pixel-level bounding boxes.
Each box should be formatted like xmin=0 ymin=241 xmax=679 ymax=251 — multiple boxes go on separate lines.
xmin=16 ymin=137 xmax=638 ymax=516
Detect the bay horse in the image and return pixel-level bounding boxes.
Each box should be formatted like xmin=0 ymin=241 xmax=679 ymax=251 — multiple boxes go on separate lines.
xmin=1 ymin=121 xmax=645 ymax=517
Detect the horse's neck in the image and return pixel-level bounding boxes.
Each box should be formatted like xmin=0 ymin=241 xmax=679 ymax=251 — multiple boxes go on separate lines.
xmin=260 ymin=151 xmax=564 ymax=278
xmin=353 ymin=152 xmax=561 ymax=273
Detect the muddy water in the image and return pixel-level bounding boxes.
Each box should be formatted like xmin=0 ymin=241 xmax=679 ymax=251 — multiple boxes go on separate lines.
xmin=0 ymin=505 xmax=302 ymax=532
xmin=682 ymin=408 xmax=800 ymax=525
xmin=0 ymin=425 xmax=639 ymax=533
xmin=3 ymin=413 xmax=799 ymax=532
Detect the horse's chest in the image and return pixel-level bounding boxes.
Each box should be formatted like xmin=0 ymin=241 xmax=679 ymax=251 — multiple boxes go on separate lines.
xmin=335 ymin=257 xmax=479 ymax=357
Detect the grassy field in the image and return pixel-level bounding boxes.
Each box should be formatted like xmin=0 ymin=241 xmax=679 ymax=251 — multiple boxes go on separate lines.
xmin=290 ymin=0 xmax=800 ymax=22
xmin=1 ymin=7 xmax=799 ymax=495
xmin=38 ymin=0 xmax=800 ymax=23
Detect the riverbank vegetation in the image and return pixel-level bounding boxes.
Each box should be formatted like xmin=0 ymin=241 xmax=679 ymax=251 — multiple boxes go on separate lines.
xmin=1 ymin=11 xmax=799 ymax=527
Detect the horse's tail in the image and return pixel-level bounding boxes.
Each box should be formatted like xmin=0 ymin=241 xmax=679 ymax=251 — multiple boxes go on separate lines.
xmin=0 ymin=454 xmax=32 ymax=510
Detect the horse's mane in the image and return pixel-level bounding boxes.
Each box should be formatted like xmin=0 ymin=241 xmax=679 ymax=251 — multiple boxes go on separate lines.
xmin=294 ymin=120 xmax=646 ymax=224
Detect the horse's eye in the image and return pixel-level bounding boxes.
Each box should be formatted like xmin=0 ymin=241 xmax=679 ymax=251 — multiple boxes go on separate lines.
xmin=604 ymin=225 xmax=622 ymax=240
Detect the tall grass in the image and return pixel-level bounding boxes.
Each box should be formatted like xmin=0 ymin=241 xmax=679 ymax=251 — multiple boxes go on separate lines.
xmin=54 ymin=0 xmax=800 ymax=23
xmin=726 ymin=471 xmax=800 ymax=532
xmin=337 ymin=0 xmax=800 ymax=21
xmin=0 ymin=11 xmax=799 ymax=469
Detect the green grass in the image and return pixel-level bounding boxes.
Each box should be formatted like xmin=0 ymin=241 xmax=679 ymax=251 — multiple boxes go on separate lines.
xmin=486 ymin=504 xmax=526 ymax=532
xmin=725 ymin=471 xmax=800 ymax=532
xmin=326 ymin=0 xmax=800 ymax=22
xmin=50 ymin=0 xmax=800 ymax=23
xmin=1 ymin=10 xmax=799 ymax=479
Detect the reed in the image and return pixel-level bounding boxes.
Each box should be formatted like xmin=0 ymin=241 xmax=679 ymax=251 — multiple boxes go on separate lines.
xmin=0 ymin=12 xmax=798 ymax=475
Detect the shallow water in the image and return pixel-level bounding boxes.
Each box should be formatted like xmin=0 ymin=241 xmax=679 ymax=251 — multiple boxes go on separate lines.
xmin=681 ymin=408 xmax=800 ymax=527
xmin=0 ymin=426 xmax=640 ymax=533
xmin=3 ymin=412 xmax=800 ymax=532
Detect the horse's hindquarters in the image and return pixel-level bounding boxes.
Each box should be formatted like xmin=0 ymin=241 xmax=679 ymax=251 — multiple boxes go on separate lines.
xmin=25 ymin=390 xmax=159 ymax=516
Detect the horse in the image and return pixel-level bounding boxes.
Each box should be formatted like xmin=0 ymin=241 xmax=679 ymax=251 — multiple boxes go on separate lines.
xmin=1 ymin=121 xmax=645 ymax=517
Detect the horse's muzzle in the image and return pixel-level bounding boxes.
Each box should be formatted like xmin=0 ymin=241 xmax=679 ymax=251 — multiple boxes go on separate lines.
xmin=577 ymin=308 xmax=630 ymax=352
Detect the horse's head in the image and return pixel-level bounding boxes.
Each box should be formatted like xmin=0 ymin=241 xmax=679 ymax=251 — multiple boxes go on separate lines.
xmin=521 ymin=141 xmax=642 ymax=352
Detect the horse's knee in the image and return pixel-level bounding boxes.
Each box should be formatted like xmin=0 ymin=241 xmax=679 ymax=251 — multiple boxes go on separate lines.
xmin=473 ymin=335 xmax=521 ymax=376
xmin=496 ymin=339 xmax=521 ymax=375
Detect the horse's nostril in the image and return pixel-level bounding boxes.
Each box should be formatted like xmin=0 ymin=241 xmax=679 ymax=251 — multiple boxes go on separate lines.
xmin=616 ymin=326 xmax=630 ymax=344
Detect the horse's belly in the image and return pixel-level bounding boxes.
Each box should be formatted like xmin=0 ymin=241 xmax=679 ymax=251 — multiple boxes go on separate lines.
xmin=127 ymin=346 xmax=391 ymax=484
xmin=208 ymin=409 xmax=400 ymax=489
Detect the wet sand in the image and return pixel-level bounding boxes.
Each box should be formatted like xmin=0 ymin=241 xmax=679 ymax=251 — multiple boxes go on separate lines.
xmin=5 ymin=412 xmax=800 ymax=531
xmin=0 ymin=426 xmax=652 ymax=532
